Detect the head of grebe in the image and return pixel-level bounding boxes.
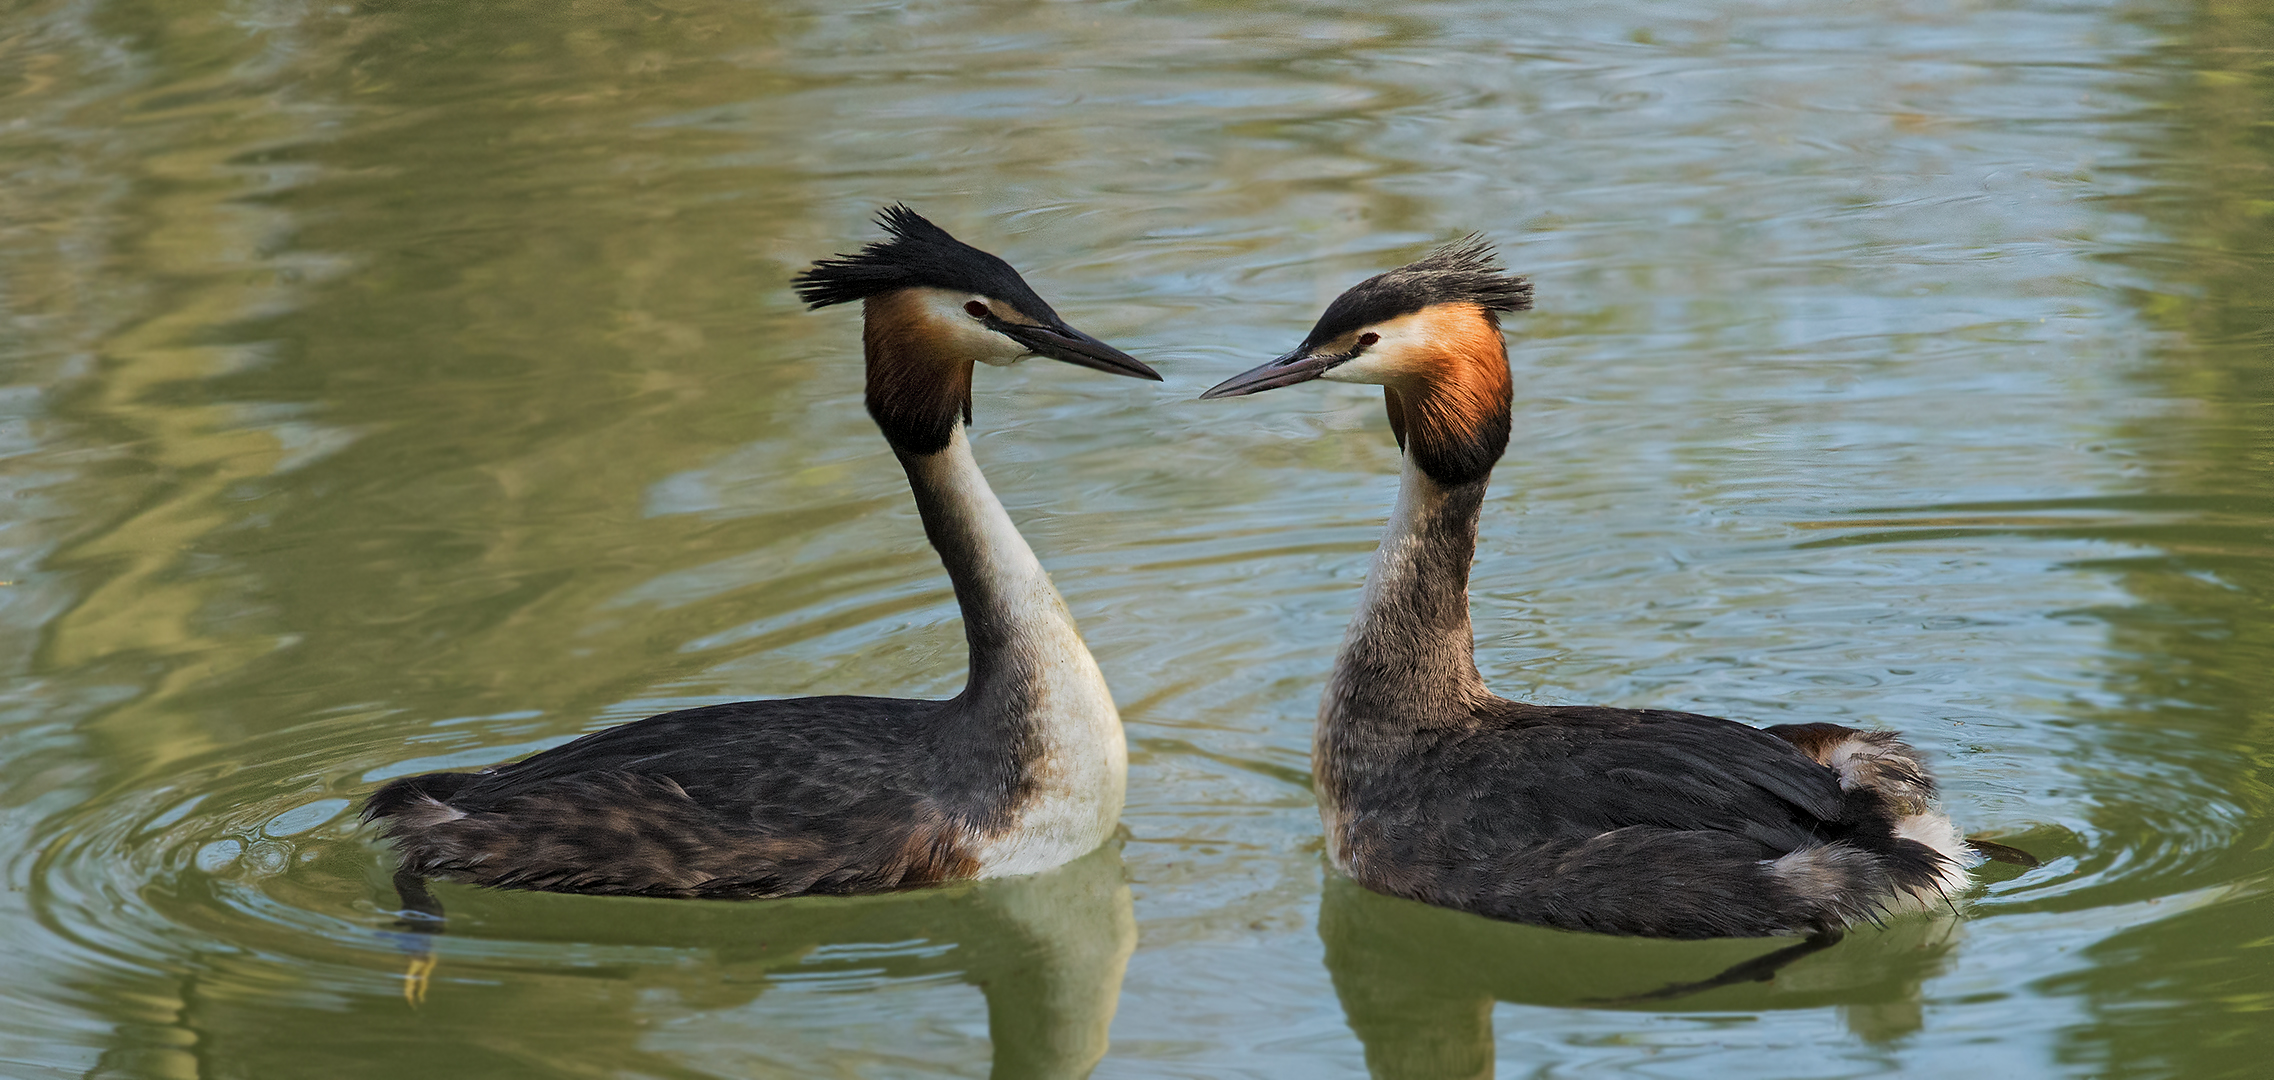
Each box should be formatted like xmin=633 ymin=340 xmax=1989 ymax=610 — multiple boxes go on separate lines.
xmin=1200 ymin=237 xmax=1530 ymax=485
xmin=798 ymin=205 xmax=1161 ymax=455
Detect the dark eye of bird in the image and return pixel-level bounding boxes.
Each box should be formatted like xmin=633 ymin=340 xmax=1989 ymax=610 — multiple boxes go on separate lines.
xmin=1357 ymin=332 xmax=1380 ymax=348
xmin=965 ymin=301 xmax=990 ymax=319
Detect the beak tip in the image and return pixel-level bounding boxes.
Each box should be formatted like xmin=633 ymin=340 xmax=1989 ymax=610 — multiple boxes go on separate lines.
xmin=1104 ymin=348 xmax=1160 ymax=381
xmin=1097 ymin=354 xmax=1161 ymax=381
xmin=1198 ymin=353 xmax=1323 ymax=400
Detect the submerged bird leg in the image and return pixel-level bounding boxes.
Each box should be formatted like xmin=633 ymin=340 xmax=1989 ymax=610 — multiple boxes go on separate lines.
xmin=391 ymin=867 xmax=446 ymax=931
xmin=1966 ymin=837 xmax=2040 ymax=868
xmin=388 ymin=869 xmax=444 ymax=1006
xmin=402 ymin=951 xmax=436 ymax=1007
xmin=1589 ymin=930 xmax=1846 ymax=1005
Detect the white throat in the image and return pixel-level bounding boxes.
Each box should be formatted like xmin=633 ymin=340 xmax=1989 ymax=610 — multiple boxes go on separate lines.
xmin=900 ymin=426 xmax=1127 ymax=877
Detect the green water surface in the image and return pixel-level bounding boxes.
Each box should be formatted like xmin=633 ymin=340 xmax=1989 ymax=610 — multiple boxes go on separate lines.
xmin=2 ymin=1 xmax=2271 ymax=1077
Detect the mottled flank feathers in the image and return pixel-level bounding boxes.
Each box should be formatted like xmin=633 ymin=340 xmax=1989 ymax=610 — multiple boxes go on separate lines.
xmin=363 ymin=696 xmax=1014 ymax=899
xmin=1321 ymin=703 xmax=1964 ymax=938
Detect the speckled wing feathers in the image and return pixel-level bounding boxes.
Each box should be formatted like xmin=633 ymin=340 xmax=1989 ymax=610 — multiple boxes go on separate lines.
xmin=1456 ymin=705 xmax=1845 ymax=849
xmin=365 ymin=695 xmax=1014 ymax=898
xmin=1328 ymin=702 xmax=1948 ymax=938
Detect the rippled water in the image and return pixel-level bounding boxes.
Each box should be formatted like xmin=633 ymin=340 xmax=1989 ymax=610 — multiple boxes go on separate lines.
xmin=2 ymin=0 xmax=2270 ymax=1076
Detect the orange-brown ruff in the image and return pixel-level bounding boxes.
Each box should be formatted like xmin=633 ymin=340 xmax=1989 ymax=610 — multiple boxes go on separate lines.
xmin=862 ymin=287 xmax=977 ymax=452
xmin=1204 ymin=238 xmax=2002 ymax=942
xmin=364 ymin=206 xmax=1155 ymax=907
xmin=1376 ymin=303 xmax=1513 ymax=487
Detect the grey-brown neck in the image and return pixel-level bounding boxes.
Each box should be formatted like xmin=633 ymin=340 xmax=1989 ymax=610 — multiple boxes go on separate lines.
xmin=1323 ymin=453 xmax=1493 ymax=727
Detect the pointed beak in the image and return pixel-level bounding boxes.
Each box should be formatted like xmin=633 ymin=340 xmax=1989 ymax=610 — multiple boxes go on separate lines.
xmin=1198 ymin=349 xmax=1330 ymax=399
xmin=997 ymin=321 xmax=1162 ymax=381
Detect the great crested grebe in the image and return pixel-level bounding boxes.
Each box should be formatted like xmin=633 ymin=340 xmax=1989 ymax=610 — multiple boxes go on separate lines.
xmin=365 ymin=206 xmax=1158 ymax=908
xmin=1203 ymin=238 xmax=2007 ymax=946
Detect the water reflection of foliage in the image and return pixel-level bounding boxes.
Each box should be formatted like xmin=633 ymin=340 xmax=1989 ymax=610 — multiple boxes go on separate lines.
xmin=15 ymin=1 xmax=994 ymax=1074
xmin=2058 ymin=3 xmax=2274 ymax=1076
xmin=35 ymin=0 xmax=865 ymax=759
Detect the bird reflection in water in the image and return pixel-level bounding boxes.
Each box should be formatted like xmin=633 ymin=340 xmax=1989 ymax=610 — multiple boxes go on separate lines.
xmin=1318 ymin=872 xmax=1961 ymax=1079
xmin=377 ymin=839 xmax=1133 ymax=1079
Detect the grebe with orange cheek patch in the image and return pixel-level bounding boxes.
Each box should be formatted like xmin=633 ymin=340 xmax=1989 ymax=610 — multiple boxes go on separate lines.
xmin=1203 ymin=239 xmax=2027 ymax=961
xmin=364 ymin=206 xmax=1157 ymax=915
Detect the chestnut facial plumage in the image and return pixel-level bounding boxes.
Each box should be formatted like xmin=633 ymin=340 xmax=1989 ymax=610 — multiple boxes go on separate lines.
xmin=1204 ymin=238 xmax=2009 ymax=982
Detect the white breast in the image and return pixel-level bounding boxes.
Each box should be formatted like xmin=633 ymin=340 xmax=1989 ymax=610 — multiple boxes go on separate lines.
xmin=968 ymin=627 xmax=1127 ymax=878
xmin=911 ymin=425 xmax=1127 ymax=878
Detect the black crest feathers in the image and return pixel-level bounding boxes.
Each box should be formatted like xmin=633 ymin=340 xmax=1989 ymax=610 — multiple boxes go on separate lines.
xmin=794 ymin=205 xmax=1060 ymax=321
xmin=1299 ymin=235 xmax=1533 ymax=354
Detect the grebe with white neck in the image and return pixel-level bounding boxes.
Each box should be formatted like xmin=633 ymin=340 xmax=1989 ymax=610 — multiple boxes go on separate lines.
xmin=364 ymin=206 xmax=1157 ymax=907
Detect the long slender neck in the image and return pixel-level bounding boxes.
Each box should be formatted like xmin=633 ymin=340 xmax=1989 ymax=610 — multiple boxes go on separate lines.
xmin=856 ymin=304 xmax=1125 ymax=863
xmin=1326 ymin=452 xmax=1492 ymax=725
xmin=897 ymin=425 xmax=1084 ymax=709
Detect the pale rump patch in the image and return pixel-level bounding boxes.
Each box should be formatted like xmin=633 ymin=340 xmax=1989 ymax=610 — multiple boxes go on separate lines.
xmin=1767 ymin=814 xmax=1974 ymax=925
xmin=1819 ymin=732 xmax=1934 ymax=811
xmin=1770 ymin=724 xmax=1941 ymax=817
xmin=1894 ymin=810 xmax=1976 ymax=902
xmin=1762 ymin=727 xmax=1973 ymax=921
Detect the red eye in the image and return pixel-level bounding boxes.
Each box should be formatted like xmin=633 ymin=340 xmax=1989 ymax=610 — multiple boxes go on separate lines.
xmin=964 ymin=301 xmax=990 ymax=319
xmin=1358 ymin=332 xmax=1380 ymax=348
